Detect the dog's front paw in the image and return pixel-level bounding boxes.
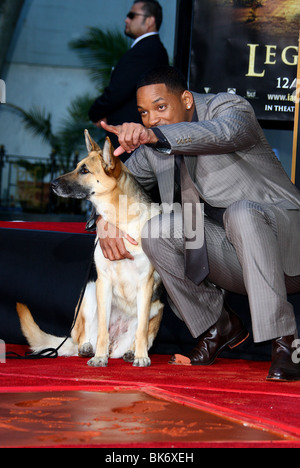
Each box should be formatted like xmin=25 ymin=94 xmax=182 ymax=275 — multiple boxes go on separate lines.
xmin=87 ymin=356 xmax=108 ymax=367
xmin=133 ymin=356 xmax=151 ymax=367
xmin=79 ymin=342 xmax=94 ymax=357
xmin=123 ymin=351 xmax=135 ymax=362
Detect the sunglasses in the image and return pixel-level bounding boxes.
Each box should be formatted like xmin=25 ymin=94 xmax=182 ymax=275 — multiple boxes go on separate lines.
xmin=126 ymin=12 xmax=147 ymax=19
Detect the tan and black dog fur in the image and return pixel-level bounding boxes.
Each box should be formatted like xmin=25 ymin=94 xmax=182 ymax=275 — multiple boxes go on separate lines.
xmin=17 ymin=130 xmax=163 ymax=367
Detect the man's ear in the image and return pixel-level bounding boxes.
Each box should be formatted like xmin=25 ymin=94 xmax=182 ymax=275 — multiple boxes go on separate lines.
xmin=145 ymin=15 xmax=156 ymax=31
xmin=84 ymin=129 xmax=101 ymax=153
xmin=182 ymin=90 xmax=194 ymax=111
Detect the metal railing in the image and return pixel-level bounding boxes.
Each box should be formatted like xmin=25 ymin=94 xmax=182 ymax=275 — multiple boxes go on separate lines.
xmin=0 ymin=146 xmax=83 ymax=215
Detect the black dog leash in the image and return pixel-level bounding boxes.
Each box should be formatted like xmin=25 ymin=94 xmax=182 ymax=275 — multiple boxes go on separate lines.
xmin=5 ymin=239 xmax=98 ymax=360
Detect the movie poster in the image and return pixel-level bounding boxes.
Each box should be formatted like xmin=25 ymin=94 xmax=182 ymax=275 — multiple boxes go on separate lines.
xmin=189 ymin=0 xmax=299 ymax=121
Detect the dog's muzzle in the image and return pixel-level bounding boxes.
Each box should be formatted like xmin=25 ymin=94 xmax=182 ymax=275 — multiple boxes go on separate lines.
xmin=51 ymin=178 xmax=90 ymax=199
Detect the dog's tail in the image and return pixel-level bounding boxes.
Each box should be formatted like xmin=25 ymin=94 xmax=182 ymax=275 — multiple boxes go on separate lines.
xmin=16 ymin=303 xmax=78 ymax=356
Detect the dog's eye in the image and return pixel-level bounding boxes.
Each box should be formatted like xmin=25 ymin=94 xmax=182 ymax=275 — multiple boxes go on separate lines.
xmin=79 ymin=165 xmax=89 ymax=175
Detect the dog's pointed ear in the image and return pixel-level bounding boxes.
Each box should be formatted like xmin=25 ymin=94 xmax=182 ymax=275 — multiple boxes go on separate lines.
xmin=85 ymin=129 xmax=100 ymax=153
xmin=102 ymin=137 xmax=117 ymax=171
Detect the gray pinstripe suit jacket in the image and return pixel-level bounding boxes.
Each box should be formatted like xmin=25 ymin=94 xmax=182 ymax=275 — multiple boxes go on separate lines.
xmin=126 ymin=92 xmax=300 ymax=277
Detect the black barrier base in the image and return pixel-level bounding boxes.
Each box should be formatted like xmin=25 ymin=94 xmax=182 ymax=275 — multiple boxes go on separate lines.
xmin=1 ymin=225 xmax=299 ymax=361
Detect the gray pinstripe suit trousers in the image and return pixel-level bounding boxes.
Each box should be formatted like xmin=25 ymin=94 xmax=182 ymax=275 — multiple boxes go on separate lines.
xmin=141 ymin=202 xmax=300 ymax=343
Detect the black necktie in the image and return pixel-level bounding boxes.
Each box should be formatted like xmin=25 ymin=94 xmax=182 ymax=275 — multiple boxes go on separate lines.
xmin=176 ymin=155 xmax=210 ymax=285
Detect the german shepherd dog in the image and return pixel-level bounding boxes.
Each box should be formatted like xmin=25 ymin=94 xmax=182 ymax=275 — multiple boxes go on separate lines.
xmin=17 ymin=130 xmax=163 ymax=367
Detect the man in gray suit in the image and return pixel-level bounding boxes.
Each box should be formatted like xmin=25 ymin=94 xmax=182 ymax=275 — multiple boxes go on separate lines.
xmin=98 ymin=66 xmax=300 ymax=381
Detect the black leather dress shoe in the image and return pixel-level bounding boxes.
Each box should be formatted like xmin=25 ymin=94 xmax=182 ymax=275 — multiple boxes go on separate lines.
xmin=169 ymin=303 xmax=249 ymax=366
xmin=267 ymin=336 xmax=300 ymax=382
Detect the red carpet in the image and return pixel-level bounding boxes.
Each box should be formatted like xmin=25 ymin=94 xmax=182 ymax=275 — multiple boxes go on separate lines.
xmin=1 ymin=222 xmax=300 ymax=449
xmin=0 ymin=221 xmax=88 ymax=234
xmin=1 ymin=345 xmax=300 ymax=448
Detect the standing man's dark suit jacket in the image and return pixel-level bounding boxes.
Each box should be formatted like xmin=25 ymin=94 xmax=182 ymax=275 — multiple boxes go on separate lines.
xmin=89 ymin=34 xmax=169 ymax=149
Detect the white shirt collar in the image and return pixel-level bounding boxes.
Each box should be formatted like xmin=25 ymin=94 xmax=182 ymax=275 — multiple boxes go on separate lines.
xmin=131 ymin=32 xmax=158 ymax=48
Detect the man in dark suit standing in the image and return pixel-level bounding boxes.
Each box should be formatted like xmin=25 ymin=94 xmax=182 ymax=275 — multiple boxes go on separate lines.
xmin=88 ymin=1 xmax=169 ymax=156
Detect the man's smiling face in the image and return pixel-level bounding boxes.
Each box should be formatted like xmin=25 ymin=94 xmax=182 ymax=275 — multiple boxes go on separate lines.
xmin=137 ymin=83 xmax=194 ymax=129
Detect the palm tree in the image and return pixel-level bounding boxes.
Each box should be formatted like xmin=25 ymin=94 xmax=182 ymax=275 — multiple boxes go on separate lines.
xmin=5 ymin=28 xmax=130 ymax=171
xmin=69 ymin=27 xmax=130 ymax=90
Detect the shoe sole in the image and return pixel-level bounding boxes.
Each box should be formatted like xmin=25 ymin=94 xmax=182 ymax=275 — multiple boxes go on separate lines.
xmin=228 ymin=329 xmax=250 ymax=350
xmin=266 ymin=375 xmax=300 ymax=382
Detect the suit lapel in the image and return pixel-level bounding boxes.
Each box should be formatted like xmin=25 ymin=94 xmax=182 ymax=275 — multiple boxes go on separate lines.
xmin=155 ymin=93 xmax=208 ymax=205
xmin=184 ymin=156 xmax=197 ymax=183
xmin=193 ymin=92 xmax=209 ymax=121
xmin=156 ymin=154 xmax=175 ymax=206
xmin=156 ymin=155 xmax=197 ymax=205
xmin=183 ymin=95 xmax=205 ymax=183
